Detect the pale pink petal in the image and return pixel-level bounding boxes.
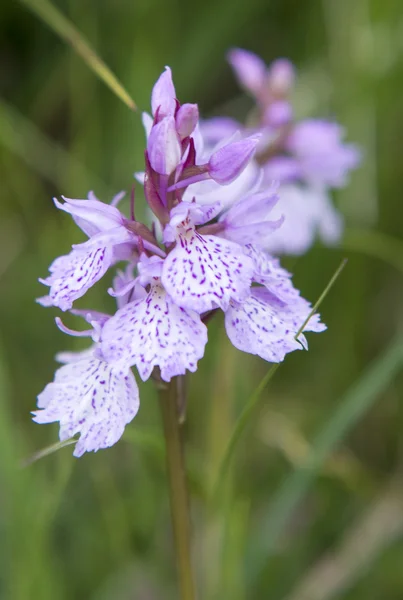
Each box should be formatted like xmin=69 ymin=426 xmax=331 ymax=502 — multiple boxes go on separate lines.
xmin=261 ymin=184 xmax=319 ymax=255
xmin=286 ymin=119 xmax=361 ymax=188
xmin=220 ymin=220 xmax=284 ymax=247
xmin=33 ymin=358 xmax=139 ymax=457
xmin=55 ymin=195 xmax=124 ymax=237
xmin=225 ymin=287 xmax=325 ymax=363
xmin=55 ymin=347 xmax=96 ymax=364
xmin=261 ymin=184 xmax=344 ymax=255
xmin=101 ymin=282 xmax=207 ymax=382
xmin=185 ymin=159 xmax=261 ymax=211
xmin=39 ymin=245 xmax=114 ymax=311
xmin=162 ymin=229 xmax=254 ymax=313
xmin=218 ymin=186 xmax=283 ymax=247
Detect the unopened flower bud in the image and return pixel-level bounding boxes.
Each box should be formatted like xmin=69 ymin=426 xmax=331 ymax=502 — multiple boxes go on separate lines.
xmin=151 ymin=66 xmax=176 ymax=118
xmin=227 ymin=48 xmax=266 ymax=96
xmin=267 ymin=59 xmax=295 ymax=96
xmin=175 ymin=103 xmax=199 ymax=139
xmin=208 ymin=134 xmax=260 ymax=184
xmin=147 ymin=116 xmax=181 ymax=175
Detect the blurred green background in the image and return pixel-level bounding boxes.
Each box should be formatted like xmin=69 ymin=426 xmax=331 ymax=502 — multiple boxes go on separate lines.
xmin=1 ymin=0 xmax=403 ymax=598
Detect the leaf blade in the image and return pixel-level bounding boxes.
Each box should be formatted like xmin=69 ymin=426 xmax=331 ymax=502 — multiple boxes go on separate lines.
xmin=19 ymin=0 xmax=136 ymax=111
xmin=247 ymin=333 xmax=403 ymax=583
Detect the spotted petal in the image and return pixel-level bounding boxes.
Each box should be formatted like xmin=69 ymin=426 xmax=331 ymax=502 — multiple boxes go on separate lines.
xmin=162 ymin=230 xmax=254 ymax=313
xmin=225 ymin=287 xmax=325 ymax=363
xmin=101 ymin=281 xmax=207 ymax=382
xmin=245 ymin=245 xmax=328 ymax=329
xmin=39 ymin=245 xmax=114 ymax=311
xmin=33 ymin=357 xmax=139 ymax=457
xmin=244 ymin=244 xmax=300 ymax=304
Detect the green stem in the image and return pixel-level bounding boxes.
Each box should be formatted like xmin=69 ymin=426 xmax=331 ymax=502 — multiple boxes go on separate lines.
xmin=159 ymin=377 xmax=196 ymax=600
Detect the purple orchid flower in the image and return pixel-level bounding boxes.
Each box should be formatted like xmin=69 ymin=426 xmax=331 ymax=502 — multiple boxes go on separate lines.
xmin=34 ymin=65 xmax=326 ymax=456
xmin=200 ymin=48 xmax=361 ymax=256
xmin=38 ymin=192 xmax=163 ymax=311
xmin=33 ymin=311 xmax=140 ymax=457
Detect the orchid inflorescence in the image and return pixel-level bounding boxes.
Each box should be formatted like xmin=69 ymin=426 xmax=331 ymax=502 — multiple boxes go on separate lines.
xmin=203 ymin=49 xmax=360 ymax=255
xmin=33 ymin=51 xmax=359 ymax=457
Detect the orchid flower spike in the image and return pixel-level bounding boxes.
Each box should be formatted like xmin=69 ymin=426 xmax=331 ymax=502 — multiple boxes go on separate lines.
xmin=199 ymin=48 xmax=361 ymax=256
xmin=34 ymin=65 xmax=326 ymax=456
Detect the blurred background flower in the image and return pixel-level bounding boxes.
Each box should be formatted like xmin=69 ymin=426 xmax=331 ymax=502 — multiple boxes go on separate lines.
xmin=1 ymin=0 xmax=403 ymax=599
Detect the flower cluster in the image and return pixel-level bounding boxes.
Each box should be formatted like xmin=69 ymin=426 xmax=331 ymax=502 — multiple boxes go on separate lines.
xmin=34 ymin=67 xmax=325 ymax=456
xmin=201 ymin=49 xmax=361 ymax=255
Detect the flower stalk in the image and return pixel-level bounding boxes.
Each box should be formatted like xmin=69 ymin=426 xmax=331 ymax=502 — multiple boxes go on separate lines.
xmin=159 ymin=377 xmax=196 ymax=600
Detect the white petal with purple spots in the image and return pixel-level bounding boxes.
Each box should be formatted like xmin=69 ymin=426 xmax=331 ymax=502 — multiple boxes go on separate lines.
xmin=101 ymin=281 xmax=207 ymax=382
xmin=162 ymin=229 xmax=254 ymax=313
xmin=244 ymin=244 xmax=300 ymax=304
xmin=39 ymin=245 xmax=113 ymax=311
xmin=33 ymin=357 xmax=139 ymax=457
xmin=225 ymin=287 xmax=325 ymax=363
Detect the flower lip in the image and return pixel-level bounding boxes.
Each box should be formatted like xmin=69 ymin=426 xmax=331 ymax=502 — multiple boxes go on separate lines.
xmin=33 ymin=356 xmax=140 ymax=457
xmin=161 ymin=223 xmax=255 ymax=313
xmin=100 ymin=278 xmax=208 ymax=382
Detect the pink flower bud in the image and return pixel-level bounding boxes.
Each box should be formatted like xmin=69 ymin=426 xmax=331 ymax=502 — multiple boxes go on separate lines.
xmin=227 ymin=48 xmax=266 ymax=96
xmin=147 ymin=116 xmax=181 ymax=175
xmin=267 ymin=59 xmax=295 ymax=96
xmin=175 ymin=103 xmax=199 ymax=139
xmin=208 ymin=134 xmax=260 ymax=184
xmin=151 ymin=66 xmax=177 ymax=118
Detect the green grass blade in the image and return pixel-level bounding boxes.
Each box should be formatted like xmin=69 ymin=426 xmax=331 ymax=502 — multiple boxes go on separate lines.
xmin=22 ymin=438 xmax=77 ymax=466
xmin=295 ymin=258 xmax=347 ymax=342
xmin=23 ymin=428 xmax=163 ymax=467
xmin=213 ymin=259 xmax=347 ymax=498
xmin=19 ymin=0 xmax=136 ymax=111
xmin=247 ymin=333 xmax=403 ymax=583
xmin=212 ymin=363 xmax=280 ymax=500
